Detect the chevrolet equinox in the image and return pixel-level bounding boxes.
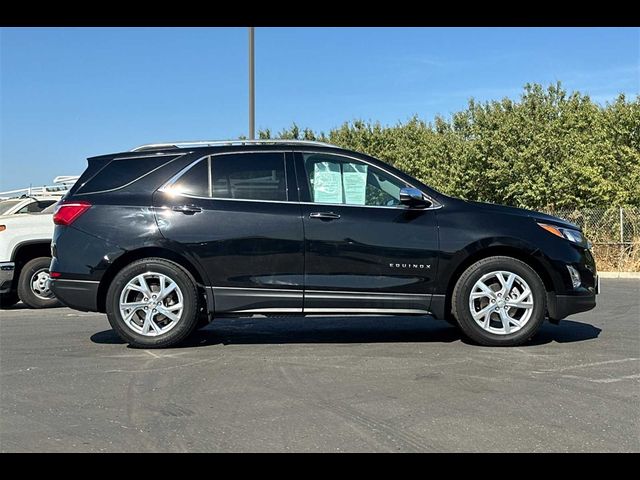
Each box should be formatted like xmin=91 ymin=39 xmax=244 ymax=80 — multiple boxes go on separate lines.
xmin=49 ymin=140 xmax=598 ymax=348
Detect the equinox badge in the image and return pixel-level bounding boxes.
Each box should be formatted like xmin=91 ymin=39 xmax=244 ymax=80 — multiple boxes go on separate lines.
xmin=389 ymin=263 xmax=431 ymax=269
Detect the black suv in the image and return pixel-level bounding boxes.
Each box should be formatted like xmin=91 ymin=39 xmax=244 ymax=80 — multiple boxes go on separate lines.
xmin=50 ymin=140 xmax=598 ymax=348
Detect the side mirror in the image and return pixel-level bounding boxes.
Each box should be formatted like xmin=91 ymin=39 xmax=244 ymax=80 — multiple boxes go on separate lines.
xmin=399 ymin=187 xmax=431 ymax=209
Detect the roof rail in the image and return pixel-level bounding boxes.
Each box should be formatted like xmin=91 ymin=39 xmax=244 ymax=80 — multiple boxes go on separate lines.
xmin=130 ymin=139 xmax=339 ymax=152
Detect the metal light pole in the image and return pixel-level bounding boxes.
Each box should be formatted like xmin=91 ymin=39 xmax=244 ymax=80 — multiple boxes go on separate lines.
xmin=248 ymin=27 xmax=255 ymax=140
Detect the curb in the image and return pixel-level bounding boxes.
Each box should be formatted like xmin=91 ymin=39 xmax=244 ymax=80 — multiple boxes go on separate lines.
xmin=598 ymin=272 xmax=640 ymax=279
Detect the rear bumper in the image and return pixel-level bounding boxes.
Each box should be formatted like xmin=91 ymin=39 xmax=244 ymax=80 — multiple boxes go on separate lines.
xmin=547 ymin=291 xmax=596 ymax=321
xmin=49 ymin=278 xmax=99 ymax=312
xmin=0 ymin=262 xmax=15 ymax=293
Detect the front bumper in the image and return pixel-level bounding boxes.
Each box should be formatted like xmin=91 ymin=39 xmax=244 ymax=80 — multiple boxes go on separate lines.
xmin=545 ymin=246 xmax=598 ymax=321
xmin=547 ymin=290 xmax=597 ymax=321
xmin=0 ymin=262 xmax=15 ymax=294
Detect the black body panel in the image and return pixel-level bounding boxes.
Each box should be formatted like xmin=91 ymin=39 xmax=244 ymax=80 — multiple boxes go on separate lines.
xmin=50 ymin=279 xmax=99 ymax=312
xmin=153 ymin=192 xmax=305 ymax=313
xmin=299 ymin=204 xmax=437 ymax=311
xmin=433 ymin=197 xmax=598 ymax=295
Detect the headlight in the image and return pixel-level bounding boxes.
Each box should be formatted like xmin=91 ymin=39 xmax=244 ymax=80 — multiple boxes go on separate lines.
xmin=537 ymin=222 xmax=589 ymax=247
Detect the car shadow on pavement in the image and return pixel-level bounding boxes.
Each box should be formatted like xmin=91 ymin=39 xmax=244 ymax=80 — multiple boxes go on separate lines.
xmin=528 ymin=320 xmax=601 ymax=345
xmin=90 ymin=316 xmax=601 ymax=348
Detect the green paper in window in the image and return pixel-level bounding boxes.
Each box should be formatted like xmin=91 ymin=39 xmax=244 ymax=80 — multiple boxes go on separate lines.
xmin=313 ymin=162 xmax=343 ymax=203
xmin=343 ymin=163 xmax=368 ymax=205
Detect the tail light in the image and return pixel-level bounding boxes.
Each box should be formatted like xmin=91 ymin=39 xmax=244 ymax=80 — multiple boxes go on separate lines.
xmin=53 ymin=201 xmax=92 ymax=226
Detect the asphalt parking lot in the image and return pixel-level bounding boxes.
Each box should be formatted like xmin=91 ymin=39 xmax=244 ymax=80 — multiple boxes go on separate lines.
xmin=1 ymin=279 xmax=638 ymax=452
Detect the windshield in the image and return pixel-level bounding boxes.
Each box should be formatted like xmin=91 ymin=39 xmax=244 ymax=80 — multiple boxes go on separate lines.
xmin=0 ymin=199 xmax=23 ymax=216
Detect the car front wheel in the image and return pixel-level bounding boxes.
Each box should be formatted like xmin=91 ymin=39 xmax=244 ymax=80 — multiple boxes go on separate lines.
xmin=452 ymin=256 xmax=546 ymax=346
xmin=105 ymin=257 xmax=200 ymax=348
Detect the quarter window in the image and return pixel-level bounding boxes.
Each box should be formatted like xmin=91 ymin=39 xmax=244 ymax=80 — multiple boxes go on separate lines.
xmin=302 ymin=153 xmax=407 ymax=207
xmin=169 ymin=158 xmax=210 ymax=197
xmin=78 ymin=156 xmax=177 ymax=194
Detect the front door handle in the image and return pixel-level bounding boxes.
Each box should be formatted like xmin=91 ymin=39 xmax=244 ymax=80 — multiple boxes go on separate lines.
xmin=172 ymin=205 xmax=202 ymax=215
xmin=309 ymin=212 xmax=341 ymax=220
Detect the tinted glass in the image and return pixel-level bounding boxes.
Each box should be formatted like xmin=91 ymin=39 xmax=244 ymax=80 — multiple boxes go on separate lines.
xmin=0 ymin=200 xmax=22 ymax=215
xmin=303 ymin=153 xmax=407 ymax=207
xmin=24 ymin=200 xmax=55 ymax=213
xmin=169 ymin=158 xmax=210 ymax=197
xmin=78 ymin=156 xmax=176 ymax=194
xmin=41 ymin=202 xmax=59 ymax=214
xmin=211 ymin=153 xmax=286 ymax=201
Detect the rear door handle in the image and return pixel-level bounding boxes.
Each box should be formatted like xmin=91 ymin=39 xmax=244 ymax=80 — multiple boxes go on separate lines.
xmin=309 ymin=212 xmax=341 ymax=220
xmin=172 ymin=205 xmax=202 ymax=215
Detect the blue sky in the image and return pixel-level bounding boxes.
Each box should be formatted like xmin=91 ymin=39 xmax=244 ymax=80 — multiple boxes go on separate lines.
xmin=1 ymin=27 xmax=638 ymax=191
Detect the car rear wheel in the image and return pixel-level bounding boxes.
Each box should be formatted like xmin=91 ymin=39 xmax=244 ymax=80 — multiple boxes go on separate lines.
xmin=105 ymin=257 xmax=200 ymax=348
xmin=452 ymin=256 xmax=546 ymax=346
xmin=17 ymin=257 xmax=59 ymax=309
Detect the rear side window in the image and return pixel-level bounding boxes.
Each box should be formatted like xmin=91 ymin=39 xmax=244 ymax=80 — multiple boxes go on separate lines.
xmin=211 ymin=153 xmax=286 ymax=201
xmin=32 ymin=200 xmax=56 ymax=212
xmin=77 ymin=156 xmax=176 ymax=194
xmin=166 ymin=153 xmax=287 ymax=202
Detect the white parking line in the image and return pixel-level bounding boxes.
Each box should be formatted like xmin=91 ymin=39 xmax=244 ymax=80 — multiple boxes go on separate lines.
xmin=536 ymin=358 xmax=639 ymax=373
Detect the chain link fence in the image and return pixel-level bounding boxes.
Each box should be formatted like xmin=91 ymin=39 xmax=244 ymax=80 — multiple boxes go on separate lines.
xmin=541 ymin=206 xmax=640 ymax=272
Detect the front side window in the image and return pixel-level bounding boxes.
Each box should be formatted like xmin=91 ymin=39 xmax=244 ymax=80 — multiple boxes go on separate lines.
xmin=166 ymin=152 xmax=287 ymax=202
xmin=302 ymin=153 xmax=407 ymax=207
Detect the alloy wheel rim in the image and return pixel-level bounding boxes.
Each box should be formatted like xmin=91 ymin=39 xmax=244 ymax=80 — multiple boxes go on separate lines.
xmin=468 ymin=270 xmax=534 ymax=335
xmin=119 ymin=272 xmax=184 ymax=337
xmin=30 ymin=268 xmax=54 ymax=300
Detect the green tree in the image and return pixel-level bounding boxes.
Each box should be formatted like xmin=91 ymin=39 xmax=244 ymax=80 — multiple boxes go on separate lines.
xmin=258 ymin=83 xmax=640 ymax=210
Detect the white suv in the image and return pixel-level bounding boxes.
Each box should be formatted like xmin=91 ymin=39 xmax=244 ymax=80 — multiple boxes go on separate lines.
xmin=0 ymin=203 xmax=58 ymax=309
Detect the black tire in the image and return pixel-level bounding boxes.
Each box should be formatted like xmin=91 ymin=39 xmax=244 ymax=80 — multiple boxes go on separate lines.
xmin=17 ymin=257 xmax=59 ymax=309
xmin=105 ymin=257 xmax=200 ymax=348
xmin=0 ymin=292 xmax=19 ymax=308
xmin=451 ymin=256 xmax=546 ymax=347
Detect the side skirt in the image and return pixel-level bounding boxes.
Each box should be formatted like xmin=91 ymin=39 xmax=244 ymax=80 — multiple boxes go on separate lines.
xmin=206 ymin=286 xmax=433 ymax=316
xmin=209 ymin=286 xmax=303 ymax=313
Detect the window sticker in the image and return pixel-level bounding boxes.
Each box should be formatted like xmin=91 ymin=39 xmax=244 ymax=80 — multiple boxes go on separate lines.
xmin=313 ymin=162 xmax=343 ymax=203
xmin=342 ymin=163 xmax=368 ymax=205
